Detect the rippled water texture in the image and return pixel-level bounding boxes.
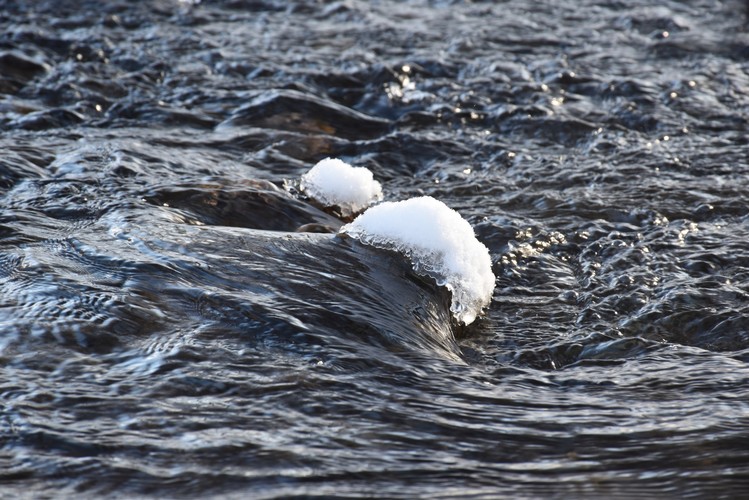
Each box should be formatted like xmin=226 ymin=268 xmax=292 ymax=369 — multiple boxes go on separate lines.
xmin=2 ymin=0 xmax=749 ymax=497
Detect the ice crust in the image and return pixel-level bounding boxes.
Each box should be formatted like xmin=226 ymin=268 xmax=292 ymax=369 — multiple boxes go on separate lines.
xmin=300 ymin=158 xmax=383 ymax=217
xmin=340 ymin=196 xmax=495 ymax=325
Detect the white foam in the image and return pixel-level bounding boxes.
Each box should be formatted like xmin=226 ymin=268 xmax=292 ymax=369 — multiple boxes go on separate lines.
xmin=340 ymin=196 xmax=495 ymax=325
xmin=300 ymin=158 xmax=383 ymax=217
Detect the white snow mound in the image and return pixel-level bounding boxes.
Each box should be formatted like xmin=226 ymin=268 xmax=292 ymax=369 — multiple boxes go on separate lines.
xmin=340 ymin=196 xmax=495 ymax=325
xmin=300 ymin=158 xmax=382 ymax=217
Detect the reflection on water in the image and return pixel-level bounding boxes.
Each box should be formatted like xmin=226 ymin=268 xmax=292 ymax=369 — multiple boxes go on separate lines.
xmin=1 ymin=0 xmax=749 ymax=497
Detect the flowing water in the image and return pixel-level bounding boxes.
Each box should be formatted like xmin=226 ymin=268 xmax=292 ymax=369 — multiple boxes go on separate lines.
xmin=2 ymin=0 xmax=749 ymax=497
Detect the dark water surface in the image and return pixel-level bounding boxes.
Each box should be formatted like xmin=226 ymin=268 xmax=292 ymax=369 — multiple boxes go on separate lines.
xmin=2 ymin=0 xmax=749 ymax=497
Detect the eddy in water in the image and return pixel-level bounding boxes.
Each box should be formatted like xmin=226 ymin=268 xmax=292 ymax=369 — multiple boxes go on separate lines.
xmin=23 ymin=156 xmax=495 ymax=363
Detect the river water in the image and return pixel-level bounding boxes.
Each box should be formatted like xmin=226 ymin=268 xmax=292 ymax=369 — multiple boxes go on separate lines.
xmin=2 ymin=0 xmax=749 ymax=497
